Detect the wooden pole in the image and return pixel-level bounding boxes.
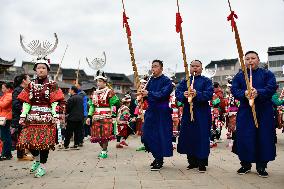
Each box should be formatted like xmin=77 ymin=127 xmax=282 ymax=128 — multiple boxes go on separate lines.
xmin=54 ymin=44 xmax=68 ymax=81
xmin=122 ymin=0 xmax=141 ymax=90
xmin=75 ymin=59 xmax=81 ymax=85
xmin=227 ymin=0 xmax=258 ymax=128
xmin=176 ymin=0 xmax=194 ymax=121
xmin=122 ymin=0 xmax=148 ymax=121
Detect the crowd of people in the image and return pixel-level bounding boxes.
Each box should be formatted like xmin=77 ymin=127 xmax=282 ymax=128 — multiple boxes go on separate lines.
xmin=0 ymin=50 xmax=283 ymax=179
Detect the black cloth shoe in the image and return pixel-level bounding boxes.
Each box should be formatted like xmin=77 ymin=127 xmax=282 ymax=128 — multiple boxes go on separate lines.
xmin=187 ymin=164 xmax=198 ymax=170
xmin=70 ymin=145 xmax=79 ymax=149
xmin=78 ymin=143 xmax=83 ymax=147
xmin=150 ymin=159 xmax=157 ymax=167
xmin=151 ymin=159 xmax=164 ymax=167
xmin=151 ymin=162 xmax=163 ymax=171
xmin=198 ymin=166 xmax=206 ymax=173
xmin=257 ymin=169 xmax=269 ymax=178
xmin=237 ymin=167 xmax=251 ymax=175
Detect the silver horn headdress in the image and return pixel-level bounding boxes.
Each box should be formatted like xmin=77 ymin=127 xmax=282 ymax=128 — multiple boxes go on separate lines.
xmin=86 ymin=51 xmax=107 ymax=80
xmin=20 ymin=33 xmax=58 ymax=58
xmin=20 ymin=33 xmax=59 ymax=70
xmin=86 ymin=51 xmax=106 ymax=71
xmin=202 ymin=64 xmax=217 ymax=79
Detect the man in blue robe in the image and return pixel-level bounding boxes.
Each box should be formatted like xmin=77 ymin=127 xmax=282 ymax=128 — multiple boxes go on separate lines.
xmin=176 ymin=60 xmax=213 ymax=173
xmin=140 ymin=59 xmax=173 ymax=171
xmin=231 ymin=51 xmax=277 ymax=178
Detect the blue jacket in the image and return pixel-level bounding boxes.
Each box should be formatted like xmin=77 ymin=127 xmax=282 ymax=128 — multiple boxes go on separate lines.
xmin=78 ymin=90 xmax=88 ymax=118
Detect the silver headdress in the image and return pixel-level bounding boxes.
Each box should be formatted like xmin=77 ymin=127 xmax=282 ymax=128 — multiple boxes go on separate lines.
xmin=86 ymin=51 xmax=107 ymax=80
xmin=20 ymin=33 xmax=58 ymax=70
xmin=20 ymin=33 xmax=58 ymax=58
xmin=202 ymin=64 xmax=217 ymax=79
xmin=86 ymin=52 xmax=107 ymax=81
xmin=95 ymin=70 xmax=107 ymax=81
xmin=225 ymin=75 xmax=233 ymax=86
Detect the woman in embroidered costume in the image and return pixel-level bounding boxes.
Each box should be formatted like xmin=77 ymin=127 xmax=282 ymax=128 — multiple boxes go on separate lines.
xmin=86 ymin=70 xmax=119 ymax=159
xmin=17 ymin=57 xmax=64 ymax=178
xmin=270 ymin=85 xmax=284 ymax=144
xmin=224 ymin=77 xmax=239 ymax=148
xmin=135 ymin=78 xmax=148 ymax=151
xmin=210 ymin=82 xmax=225 ymax=148
xmin=115 ymin=94 xmax=133 ymax=148
xmin=169 ymin=82 xmax=182 ymax=150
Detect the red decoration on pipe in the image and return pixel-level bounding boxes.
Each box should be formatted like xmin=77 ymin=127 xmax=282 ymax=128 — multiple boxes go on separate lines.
xmin=123 ymin=11 xmax=131 ymax=36
xmin=227 ymin=11 xmax=238 ymax=31
xmin=176 ymin=12 xmax=183 ymax=33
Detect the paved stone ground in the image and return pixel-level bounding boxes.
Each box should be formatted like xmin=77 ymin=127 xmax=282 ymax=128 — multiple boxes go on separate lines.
xmin=1 ymin=129 xmax=284 ymax=189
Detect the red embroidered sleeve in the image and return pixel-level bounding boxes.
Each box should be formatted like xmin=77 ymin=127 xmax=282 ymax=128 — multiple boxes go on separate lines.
xmin=17 ymin=85 xmax=31 ymax=103
xmin=49 ymin=82 xmax=65 ymax=103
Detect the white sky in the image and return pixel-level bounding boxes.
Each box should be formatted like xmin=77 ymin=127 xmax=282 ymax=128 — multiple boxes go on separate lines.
xmin=0 ymin=0 xmax=283 ymax=76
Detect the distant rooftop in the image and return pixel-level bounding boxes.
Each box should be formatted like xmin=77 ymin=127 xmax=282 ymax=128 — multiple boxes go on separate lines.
xmin=61 ymin=69 xmax=88 ymax=81
xmin=105 ymin=72 xmax=133 ymax=86
xmin=268 ymin=46 xmax=284 ymax=56
xmin=0 ymin=57 xmax=15 ymax=67
xmin=205 ymin=58 xmax=238 ymax=69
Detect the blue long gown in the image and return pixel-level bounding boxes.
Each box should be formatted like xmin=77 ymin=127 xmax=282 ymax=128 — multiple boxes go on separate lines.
xmin=142 ymin=74 xmax=173 ymax=159
xmin=176 ymin=75 xmax=213 ymax=159
xmin=231 ymin=68 xmax=277 ymax=163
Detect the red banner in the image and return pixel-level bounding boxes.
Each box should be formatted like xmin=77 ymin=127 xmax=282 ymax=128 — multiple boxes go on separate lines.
xmin=227 ymin=11 xmax=238 ymax=31
xmin=123 ymin=12 xmax=131 ymax=36
xmin=176 ymin=12 xmax=183 ymax=33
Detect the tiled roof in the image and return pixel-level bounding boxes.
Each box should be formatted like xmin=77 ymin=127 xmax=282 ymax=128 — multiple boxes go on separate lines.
xmin=268 ymin=46 xmax=284 ymax=56
xmin=0 ymin=66 xmax=25 ymax=82
xmin=105 ymin=73 xmax=133 ymax=86
xmin=56 ymin=81 xmax=73 ymax=89
xmin=80 ymin=81 xmax=96 ymax=91
xmin=205 ymin=58 xmax=238 ymax=68
xmin=0 ymin=58 xmax=15 ymax=67
xmin=61 ymin=68 xmax=88 ymax=81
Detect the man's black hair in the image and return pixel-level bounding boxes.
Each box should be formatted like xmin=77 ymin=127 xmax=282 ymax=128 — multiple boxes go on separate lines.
xmin=152 ymin=59 xmax=163 ymax=68
xmin=190 ymin=60 xmax=203 ymax=65
xmin=70 ymin=86 xmax=78 ymax=93
xmin=245 ymin=51 xmax=259 ymax=59
xmin=3 ymin=82 xmax=14 ymax=90
xmin=13 ymin=74 xmax=28 ymax=88
xmin=213 ymin=82 xmax=220 ymax=88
